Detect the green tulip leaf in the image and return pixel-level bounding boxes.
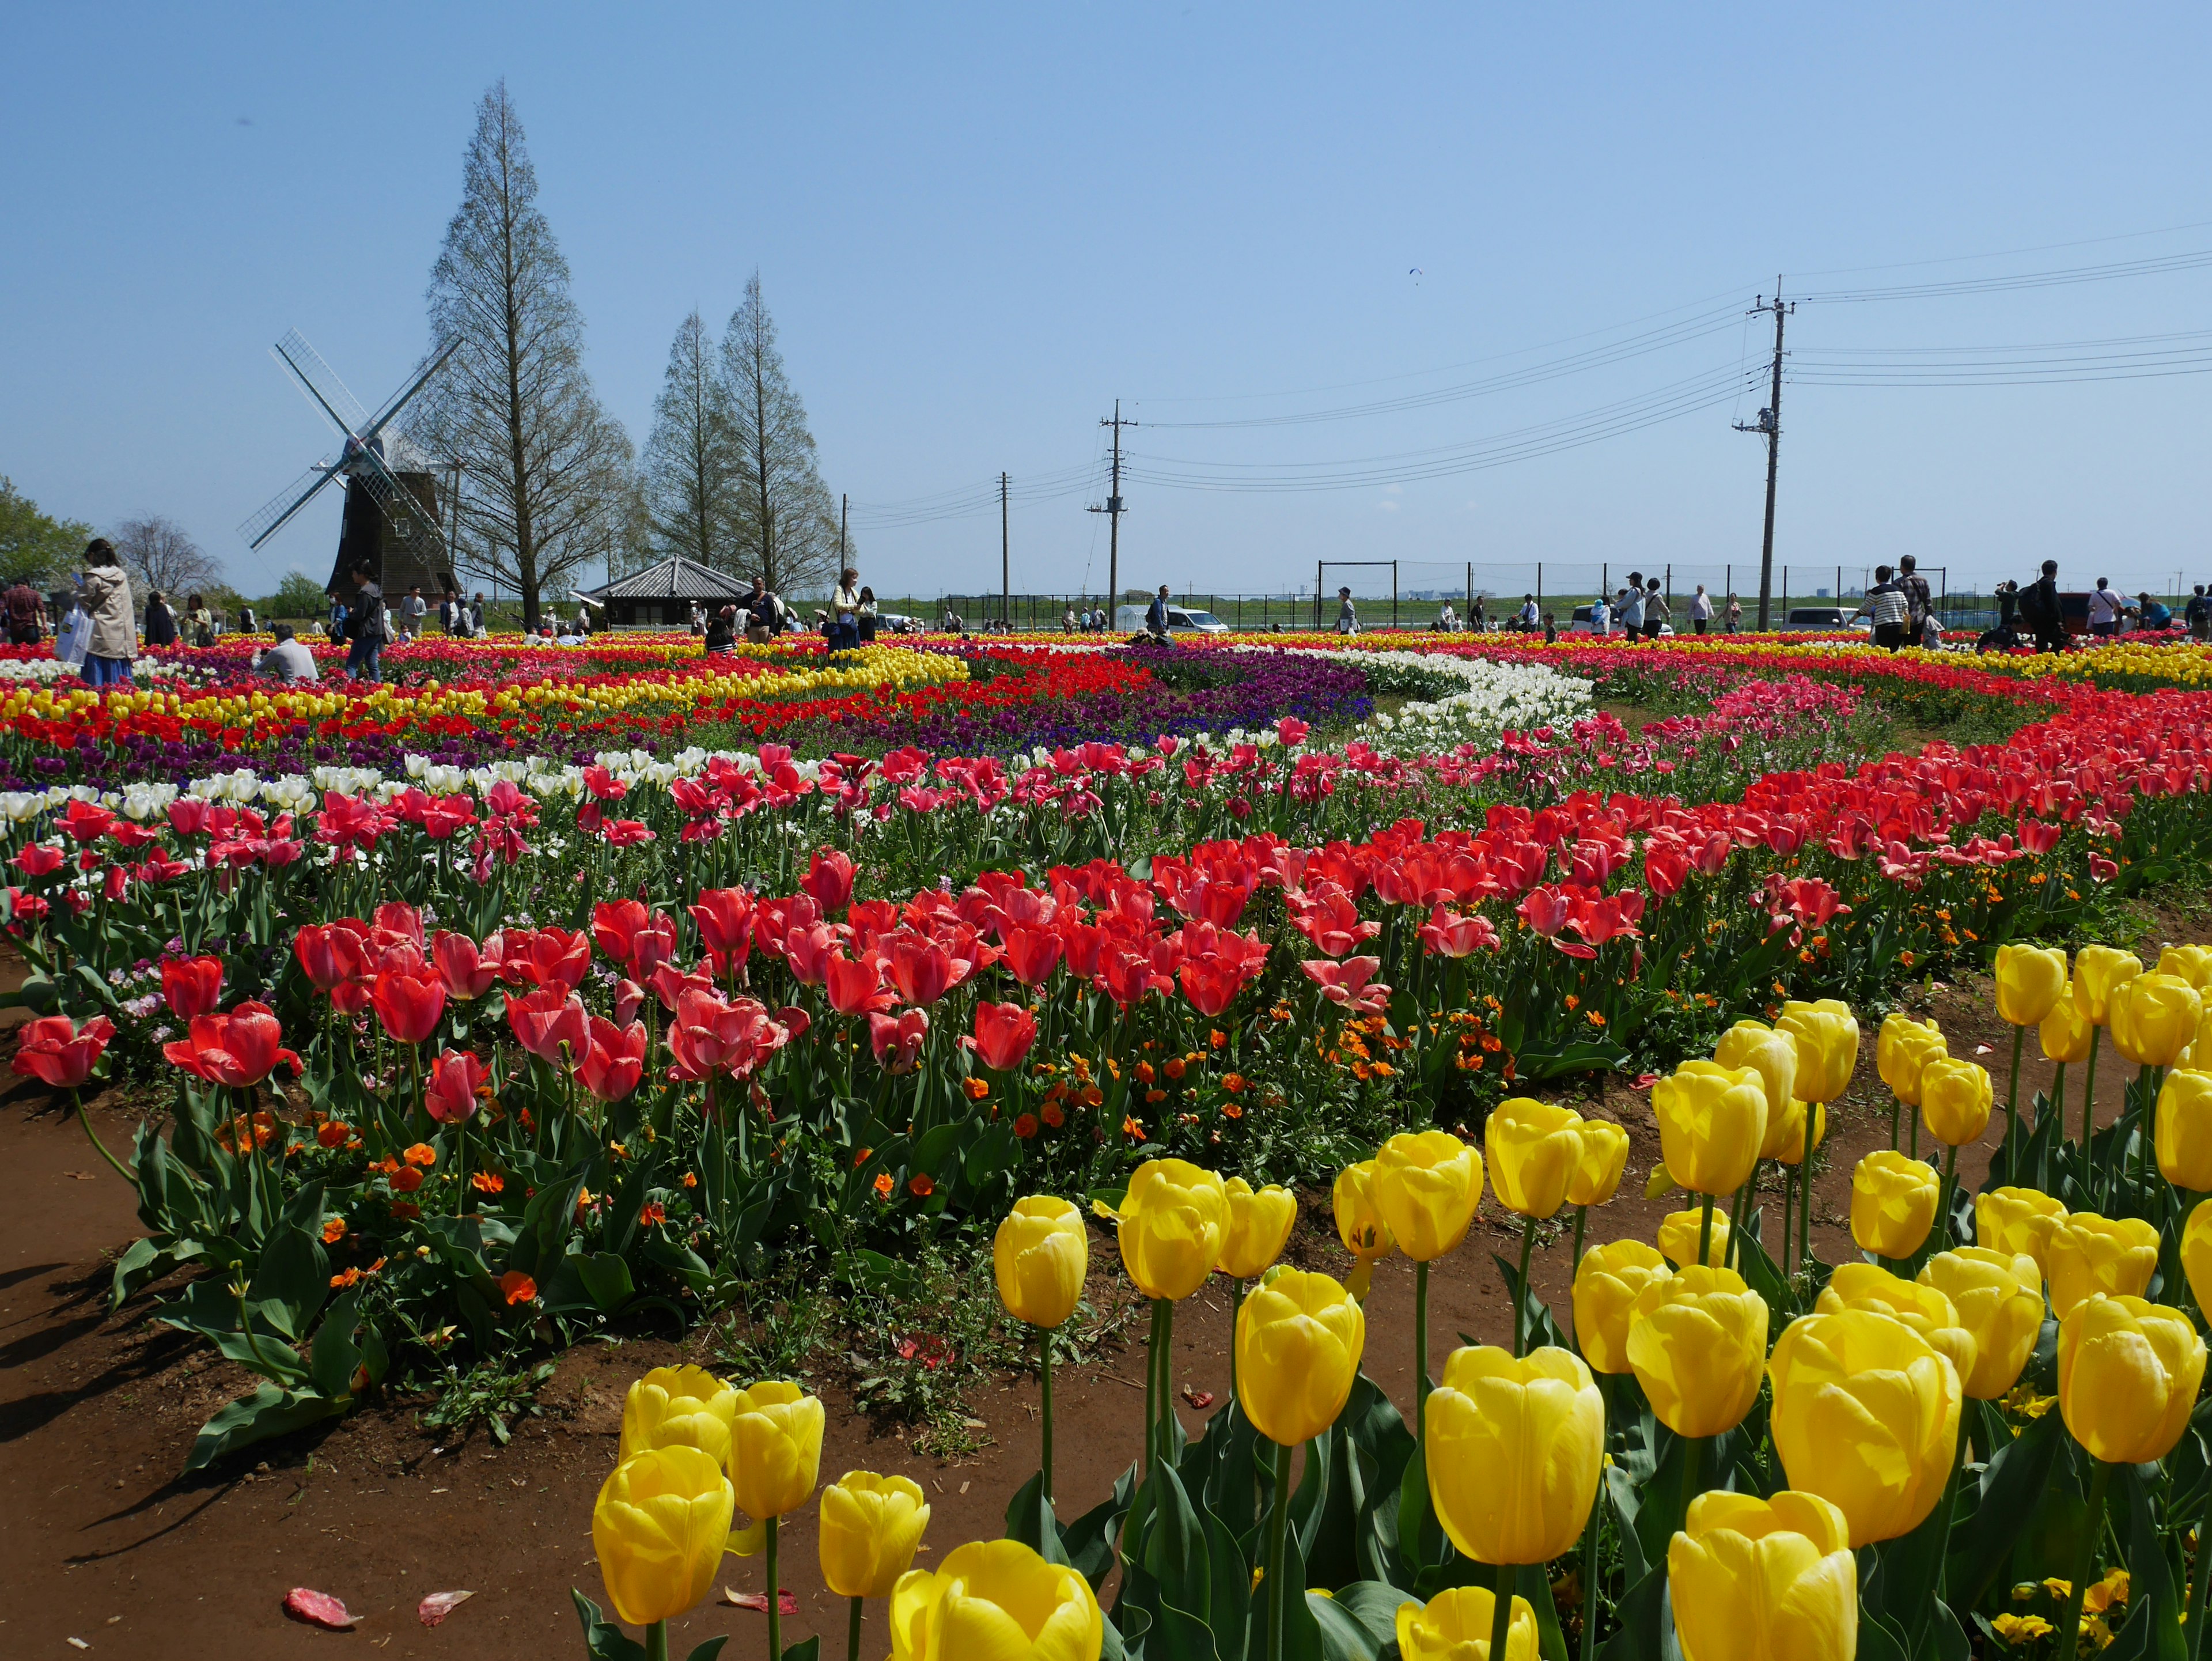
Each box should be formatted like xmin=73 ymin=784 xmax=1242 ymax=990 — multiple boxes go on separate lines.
xmin=183 ymin=1383 xmax=343 ymax=1472
xmin=569 ymin=1590 xmax=647 ymax=1661
xmin=1002 ymin=1470 xmax=1072 ymax=1567
xmin=1944 ymin=1408 xmax=2062 ymax=1613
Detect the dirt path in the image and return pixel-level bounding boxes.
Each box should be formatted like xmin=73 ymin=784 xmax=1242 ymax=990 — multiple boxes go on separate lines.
xmin=0 ymin=971 xmax=2136 ymax=1659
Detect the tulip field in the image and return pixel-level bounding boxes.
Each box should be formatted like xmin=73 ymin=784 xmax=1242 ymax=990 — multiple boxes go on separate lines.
xmin=9 ymin=627 xmax=2212 ymax=1659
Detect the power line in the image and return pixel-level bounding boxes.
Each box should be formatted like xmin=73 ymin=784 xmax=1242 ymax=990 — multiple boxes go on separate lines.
xmin=1797 ymin=245 xmax=2212 ymax=304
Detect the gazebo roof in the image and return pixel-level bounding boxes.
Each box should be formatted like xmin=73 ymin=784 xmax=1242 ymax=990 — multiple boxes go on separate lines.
xmin=587 ymin=556 xmax=753 ymax=602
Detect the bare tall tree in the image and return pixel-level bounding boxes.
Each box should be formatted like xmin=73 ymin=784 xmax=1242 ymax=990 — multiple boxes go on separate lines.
xmin=720 ymin=272 xmax=844 ymax=599
xmin=408 ymin=81 xmax=632 ymax=629
xmin=640 ymin=311 xmax=742 ymax=573
xmin=110 ymin=514 xmax=222 ymax=601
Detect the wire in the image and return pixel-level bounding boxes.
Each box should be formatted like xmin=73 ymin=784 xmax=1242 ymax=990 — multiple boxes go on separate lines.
xmin=1789 ymin=217 xmax=2212 ymax=279
xmin=1797 ymin=246 xmax=2212 ymax=304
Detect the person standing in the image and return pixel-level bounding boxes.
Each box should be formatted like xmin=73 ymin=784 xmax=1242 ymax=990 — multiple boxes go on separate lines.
xmin=1517 ymin=592 xmax=1540 ymax=630
xmin=1588 ymin=592 xmax=1609 ymax=637
xmin=1725 ymin=592 xmax=1742 ymax=633
xmin=1331 ymin=586 xmax=1358 ymax=635
xmin=1470 ymin=595 xmax=1487 ymax=632
xmin=1689 ymin=584 xmax=1713 ymax=635
xmin=142 ymin=589 xmax=177 ymax=648
xmin=1619 ymin=575 xmax=1645 ymax=641
xmin=2187 ymin=584 xmax=2211 ymax=641
xmin=1854 ymin=564 xmax=1910 ymax=650
xmin=830 ymin=567 xmax=862 ymax=652
xmin=3 ymin=575 xmax=47 ymax=646
xmin=345 ymin=565 xmax=388 ymax=682
xmin=2021 ymin=560 xmax=2066 ymax=652
xmin=1642 ymin=577 xmax=1669 ymax=640
xmin=78 ymin=538 xmax=138 ymax=689
xmin=857 ymin=585 xmax=879 ymax=645
xmin=2088 ymin=577 xmax=2122 ymax=637
xmin=1896 ymin=556 xmax=1933 ymax=641
xmin=185 ymin=592 xmax=215 ymax=647
xmin=470 ymin=592 xmax=488 ymax=634
xmin=396 ymin=584 xmax=427 ymax=642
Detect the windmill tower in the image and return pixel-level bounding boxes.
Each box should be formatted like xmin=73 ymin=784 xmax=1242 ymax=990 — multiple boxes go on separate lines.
xmin=238 ymin=331 xmax=460 ymax=599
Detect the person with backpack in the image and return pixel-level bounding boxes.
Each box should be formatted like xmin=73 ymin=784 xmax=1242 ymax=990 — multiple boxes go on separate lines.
xmin=1896 ymin=556 xmax=1932 ymax=639
xmin=1642 ymin=577 xmax=1669 ymax=640
xmin=345 ymin=564 xmax=389 ymax=682
xmin=2187 ymin=585 xmax=2211 ymax=641
xmin=143 ymin=589 xmax=177 ymax=648
xmin=2021 ymin=560 xmax=2066 ymax=653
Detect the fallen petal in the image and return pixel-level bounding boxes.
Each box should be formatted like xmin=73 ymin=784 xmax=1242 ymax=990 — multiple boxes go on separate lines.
xmin=1180 ymin=1387 xmax=1216 ymax=1409
xmin=722 ymin=1588 xmax=800 ymax=1615
xmin=283 ymin=1588 xmax=355 ymax=1630
xmin=418 ymin=1591 xmax=474 ymax=1628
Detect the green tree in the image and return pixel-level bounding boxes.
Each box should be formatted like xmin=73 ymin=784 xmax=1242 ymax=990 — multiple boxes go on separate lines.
xmin=721 ymin=271 xmax=845 ymax=599
xmin=262 ymin=570 xmax=331 ymax=620
xmin=641 ymin=311 xmax=741 ymax=574
xmin=0 ymin=476 xmax=93 ymax=588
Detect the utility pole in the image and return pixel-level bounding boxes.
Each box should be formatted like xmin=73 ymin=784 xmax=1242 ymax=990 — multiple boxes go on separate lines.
xmin=839 ymin=493 xmax=847 ymax=567
xmin=999 ymin=472 xmax=1010 ymax=631
xmin=1734 ymin=281 xmax=1794 ymax=630
xmin=1090 ymin=400 xmax=1134 ymax=615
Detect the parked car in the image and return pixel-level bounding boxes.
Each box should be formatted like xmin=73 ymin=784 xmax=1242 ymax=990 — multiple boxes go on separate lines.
xmin=1779 ymin=607 xmax=1872 ymax=634
xmin=875 ymin=612 xmax=923 ymax=635
xmin=1113 ymin=604 xmax=1231 ymax=635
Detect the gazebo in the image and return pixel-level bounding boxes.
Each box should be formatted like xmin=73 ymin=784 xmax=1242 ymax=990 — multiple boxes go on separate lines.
xmin=584 ymin=556 xmax=753 ymax=629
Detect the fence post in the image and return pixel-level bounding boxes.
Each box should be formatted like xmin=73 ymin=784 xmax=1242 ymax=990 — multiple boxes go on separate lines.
xmin=1536 ymin=562 xmax=1543 ymax=616
xmin=1392 ymin=562 xmax=1399 ymax=632
xmin=1466 ymin=561 xmax=1473 ymax=629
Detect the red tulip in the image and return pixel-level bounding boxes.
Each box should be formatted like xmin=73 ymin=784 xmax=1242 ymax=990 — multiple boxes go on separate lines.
xmin=868 ymin=1008 xmax=929 ymax=1073
xmin=425 ymin=1049 xmax=487 ymax=1124
xmin=432 ymin=931 xmax=498 ymax=1000
xmin=161 ymin=1002 xmax=301 ymax=1087
xmin=1277 ymin=717 xmax=1310 ymax=746
xmin=161 ymin=956 xmax=225 ymax=1021
xmin=370 ymin=901 xmax=424 ymax=951
xmin=824 ymin=951 xmax=895 ymax=1017
xmin=589 ymin=899 xmax=649 ymax=965
xmin=13 ymin=843 xmax=64 ymax=877
xmin=372 ymin=965 xmax=446 ymax=1045
xmin=1299 ymin=956 xmax=1390 ymax=1016
xmin=508 ymin=927 xmax=590 ymax=990
xmin=781 ymin=923 xmax=838 ymax=987
xmin=295 ymin=920 xmax=373 ymax=1011
xmin=13 ymin=1013 xmax=116 ymax=1088
xmin=629 ymin=911 xmax=678 ymax=977
xmin=648 ymin=960 xmax=713 ymax=1013
xmin=505 ymin=986 xmax=588 ymax=1063
xmin=1003 ymin=926 xmax=1065 ymax=987
xmin=665 ymin=989 xmax=789 ymax=1081
xmin=578 ymin=1016 xmax=647 ymax=1102
xmin=1643 ymin=839 xmax=1690 ymax=899
xmin=689 ymin=887 xmax=755 ymax=961
xmin=1418 ymin=905 xmax=1499 ymax=958
xmin=969 ymin=1001 xmax=1038 ymax=1071
xmin=1287 ymin=883 xmax=1380 ymax=959
xmin=886 ymin=933 xmax=960 ymax=1007
xmin=801 ymin=848 xmax=856 ymax=914
xmin=615 ymin=978 xmax=645 ymax=1026
xmin=1517 ymin=885 xmax=1572 ymax=938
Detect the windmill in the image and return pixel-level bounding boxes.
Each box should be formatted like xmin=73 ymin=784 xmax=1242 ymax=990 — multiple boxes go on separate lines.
xmin=238 ymin=330 xmax=460 ymax=597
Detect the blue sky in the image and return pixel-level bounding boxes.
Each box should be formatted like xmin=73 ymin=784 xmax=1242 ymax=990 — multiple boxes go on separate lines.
xmin=3 ymin=4 xmax=2209 ymax=604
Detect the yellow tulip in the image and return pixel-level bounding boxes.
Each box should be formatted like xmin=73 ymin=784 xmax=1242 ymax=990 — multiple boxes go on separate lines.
xmin=728 ymin=1380 xmax=824 ymax=1520
xmin=619 ymin=1364 xmax=738 ymax=1466
xmin=1876 ymin=1013 xmax=1947 ymax=1108
xmin=1848 ymin=1151 xmax=1940 ymax=1259
xmin=1918 ymin=1056 xmax=1994 ymax=1148
xmin=2109 ymin=972 xmax=2204 ymax=1068
xmin=1776 ymin=999 xmax=1860 ymax=1104
xmin=2072 ymin=946 xmax=2143 ymax=1026
xmin=2184 ymin=1200 xmax=2212 ymax=1314
xmin=1112 ymin=1158 xmax=1229 ymax=1301
xmin=1995 ymin=944 xmax=2070 ymax=1027
xmin=1425 ymin=1344 xmax=1604 ymax=1565
xmin=1572 ymin=1239 xmax=1671 ymax=1376
xmin=888 ymin=1538 xmax=1104 ymax=1661
xmin=1567 ymin=1118 xmax=1631 ymax=1206
xmin=820 ymin=1471 xmax=931 ymax=1599
xmin=1373 ymin=1129 xmax=1483 ymax=1258
xmin=2156 ymin=1069 xmax=2212 ymax=1190
xmin=1774 ymin=1099 xmax=1825 ymax=1167
xmin=1975 ymin=1185 xmax=2067 ymax=1274
xmin=2044 ymin=1212 xmax=2160 ymax=1317
xmin=1625 ymin=1266 xmax=1768 ymax=1438
xmin=592 ymin=1445 xmax=735 ymax=1626
xmin=1712 ymin=1021 xmax=1799 ymax=1150
xmin=2057 ymin=1295 xmax=2207 ymax=1465
xmin=994 ymin=1196 xmax=1088 ymax=1328
xmin=1667 ymin=1490 xmax=1857 ymax=1661
xmin=2158 ymin=944 xmax=2212 ymax=993
xmin=1769 ymin=1310 xmax=1961 ymax=1547
xmin=1816 ymin=1262 xmax=1978 ymax=1383
xmin=1217 ymin=1178 xmax=1298 ymax=1280
xmin=1484 ymin=1100 xmax=1583 ymax=1220
xmin=1653 ymin=1061 xmax=1769 ymax=1195
xmin=1918 ymin=1248 xmax=2045 ymax=1401
xmin=1332 ymin=1159 xmax=1397 ymax=1295
xmin=2185 ymin=1007 xmax=2212 ymax=1072
xmin=1657 ymin=1205 xmax=1732 ymax=1268
xmin=2041 ymin=987 xmax=2095 ymax=1065
xmin=1395 ymin=1586 xmax=1539 ymax=1661
xmin=1234 ymin=1269 xmax=1365 ymax=1447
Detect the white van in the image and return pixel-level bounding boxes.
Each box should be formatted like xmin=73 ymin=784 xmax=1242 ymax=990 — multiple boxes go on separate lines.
xmin=1113 ymin=604 xmax=1231 ymax=635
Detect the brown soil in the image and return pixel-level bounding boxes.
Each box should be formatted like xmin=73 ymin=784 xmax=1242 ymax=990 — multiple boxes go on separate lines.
xmin=0 ymin=964 xmax=2189 ymax=1659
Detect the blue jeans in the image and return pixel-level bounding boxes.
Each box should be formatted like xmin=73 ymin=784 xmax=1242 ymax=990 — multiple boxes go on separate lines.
xmin=80 ymin=653 xmax=133 ymax=689
xmin=346 ymin=637 xmax=381 ymax=682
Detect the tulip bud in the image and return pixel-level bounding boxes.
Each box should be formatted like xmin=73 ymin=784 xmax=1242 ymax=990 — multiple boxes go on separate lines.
xmin=1657 ymin=1206 xmax=1731 ymax=1269
xmin=2155 ymin=1069 xmax=2212 ymax=1191
xmin=1113 ymin=1158 xmax=1230 ymax=1302
xmin=819 ymin=1471 xmax=930 ymax=1599
xmin=2158 ymin=944 xmax=2212 ymax=994
xmin=2044 ymin=1212 xmax=2158 ymax=1318
xmin=592 ymin=1445 xmax=734 ymax=1626
xmin=2040 ymin=987 xmax=2095 ymax=1065
xmin=619 ymin=1364 xmax=739 ymax=1466
xmin=1770 ymin=1309 xmax=1962 ymax=1548
xmin=1217 ymin=1178 xmax=1297 ymax=1280
xmin=1667 ymin=1490 xmax=1858 ymax=1661
xmin=888 ymin=1538 xmax=1103 ymax=1661
xmin=1571 ymin=1239 xmax=1671 ymax=1375
xmin=1918 ymin=1248 xmax=2045 ymax=1401
xmin=1815 ymin=1262 xmax=1978 ymax=1384
xmin=1484 ymin=1099 xmax=1582 ymax=1221
xmin=1395 ymin=1586 xmax=1539 ymax=1661
xmin=1775 ymin=999 xmax=1860 ymax=1104
xmin=1712 ymin=1020 xmax=1799 ymax=1151
xmin=1234 ymin=1268 xmax=1365 ymax=1446
xmin=994 ymin=1196 xmax=1089 ymax=1328
xmin=1332 ymin=1160 xmax=1397 ymax=1296
xmin=728 ymin=1380 xmax=824 ymax=1520
xmin=1625 ymin=1266 xmax=1768 ymax=1439
xmin=1975 ymin=1185 xmax=2068 ymax=1276
xmin=1372 ymin=1129 xmax=1483 ymax=1257
xmin=1849 ymin=1151 xmax=1939 ymax=1260
xmin=1653 ymin=1061 xmax=1769 ymax=1197
xmin=1918 ymin=1056 xmax=1993 ymax=1148
xmin=2058 ymin=1294 xmax=2206 ymax=1465
xmin=2109 ymin=972 xmax=2204 ymax=1068
xmin=2184 ymin=1199 xmax=2212 ymax=1315
xmin=1995 ymin=944 xmax=2069 ymax=1027
xmin=2073 ymin=946 xmax=2143 ymax=1026
xmin=1566 ymin=1118 xmax=1631 ymax=1206
xmin=1425 ymin=1344 xmax=1604 ymax=1565
xmin=1876 ymin=1012 xmax=1947 ymax=1108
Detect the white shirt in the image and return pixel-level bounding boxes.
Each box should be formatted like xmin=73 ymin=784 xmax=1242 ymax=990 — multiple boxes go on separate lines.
xmin=833 ymin=585 xmax=860 ymax=617
xmin=1690 ymin=592 xmax=1713 ymax=620
xmin=2088 ymin=588 xmax=2122 ymax=625
xmin=257 ymin=638 xmax=319 ymax=682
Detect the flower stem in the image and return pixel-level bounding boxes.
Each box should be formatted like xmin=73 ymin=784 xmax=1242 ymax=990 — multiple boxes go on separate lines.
xmin=1040 ymin=1322 xmax=1055 ymax=1504
xmin=2082 ymin=1027 xmax=2102 ymax=1187
xmin=2006 ymin=1023 xmax=2027 ymax=1148
xmin=1571 ymin=1204 xmax=1589 ymax=1272
xmin=1580 ymin=1391 xmax=1606 ymax=1661
xmin=846 ymin=1596 xmax=863 ymax=1661
xmin=1513 ymin=1214 xmax=1537 ymax=1356
xmin=765 ymin=1513 xmax=781 ymax=1661
xmin=645 ymin=1619 xmax=667 ymax=1661
xmin=1490 ymin=1560 xmax=1517 ymax=1661
xmin=1414 ymin=1258 xmax=1430 ymax=1416
xmin=72 ymin=1090 xmax=135 ymax=1183
xmin=1157 ymin=1297 xmax=1176 ymax=1468
xmin=2056 ymin=1459 xmax=2113 ymax=1661
xmin=1144 ymin=1299 xmax=1164 ymax=1473
xmin=1696 ymin=1191 xmax=1716 ymax=1270
xmin=2188 ymin=1461 xmax=2212 ymax=1661
xmin=1266 ymin=1439 xmax=1293 ymax=1661
xmin=1938 ymin=1142 xmax=1959 ymax=1255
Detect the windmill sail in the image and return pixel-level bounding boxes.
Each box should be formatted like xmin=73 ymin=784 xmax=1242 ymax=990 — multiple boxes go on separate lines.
xmin=238 ymin=459 xmax=345 ymax=550
xmin=273 ymin=330 xmax=370 ymax=437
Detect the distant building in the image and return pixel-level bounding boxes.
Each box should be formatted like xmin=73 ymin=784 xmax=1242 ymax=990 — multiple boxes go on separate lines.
xmin=584 ymin=556 xmax=754 ymax=628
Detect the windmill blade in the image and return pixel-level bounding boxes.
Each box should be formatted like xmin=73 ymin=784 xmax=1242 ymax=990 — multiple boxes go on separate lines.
xmin=351 ymin=445 xmax=449 ymax=557
xmin=361 ymin=337 xmax=460 ymax=441
xmin=273 ymin=329 xmax=369 ymax=438
xmin=238 ymin=460 xmax=344 ymax=550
